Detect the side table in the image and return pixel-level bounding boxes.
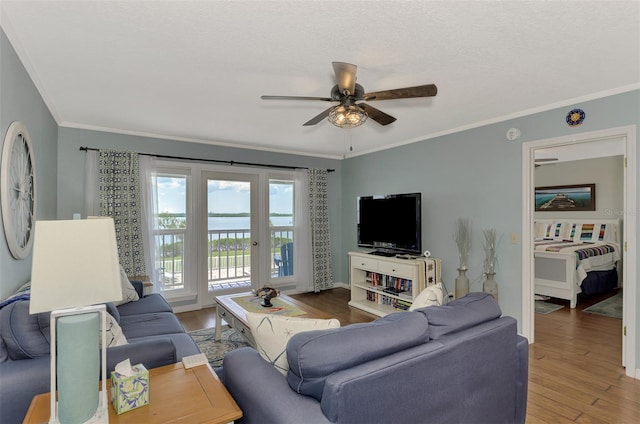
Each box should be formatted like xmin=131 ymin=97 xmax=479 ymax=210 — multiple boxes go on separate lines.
xmin=22 ymin=363 xmax=242 ymax=424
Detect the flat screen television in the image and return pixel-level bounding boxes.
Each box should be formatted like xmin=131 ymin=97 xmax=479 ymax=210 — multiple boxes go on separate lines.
xmin=357 ymin=192 xmax=422 ymax=256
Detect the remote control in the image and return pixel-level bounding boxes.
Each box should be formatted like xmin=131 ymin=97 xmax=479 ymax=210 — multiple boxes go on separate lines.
xmin=181 ymin=353 xmax=209 ymax=369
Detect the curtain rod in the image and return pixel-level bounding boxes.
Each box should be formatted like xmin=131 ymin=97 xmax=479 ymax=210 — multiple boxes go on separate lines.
xmin=79 ymin=147 xmax=335 ymax=172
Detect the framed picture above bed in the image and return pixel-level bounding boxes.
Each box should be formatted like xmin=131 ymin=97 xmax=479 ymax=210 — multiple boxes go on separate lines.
xmin=535 ymin=183 xmax=596 ymax=212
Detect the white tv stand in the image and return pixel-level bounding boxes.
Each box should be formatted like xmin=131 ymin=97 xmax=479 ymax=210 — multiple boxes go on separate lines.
xmin=348 ymin=251 xmax=427 ymax=317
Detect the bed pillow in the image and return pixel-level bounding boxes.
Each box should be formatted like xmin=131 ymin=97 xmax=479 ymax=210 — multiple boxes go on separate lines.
xmin=543 ymin=222 xmax=569 ymax=240
xmin=246 ymin=312 xmax=340 ymax=376
xmin=534 ymin=222 xmax=547 ymax=240
xmin=576 ymin=223 xmax=598 ymax=242
xmin=597 ymin=223 xmax=617 ymax=242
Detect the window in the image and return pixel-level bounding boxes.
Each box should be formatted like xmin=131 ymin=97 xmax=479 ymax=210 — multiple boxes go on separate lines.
xmin=147 ymin=163 xmax=304 ymax=304
xmin=152 ymin=170 xmax=192 ymax=297
xmin=270 ymin=179 xmax=295 ymax=278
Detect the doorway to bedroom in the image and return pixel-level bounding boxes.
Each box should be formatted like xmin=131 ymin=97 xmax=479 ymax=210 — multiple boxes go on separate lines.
xmin=522 ymin=125 xmax=637 ymax=378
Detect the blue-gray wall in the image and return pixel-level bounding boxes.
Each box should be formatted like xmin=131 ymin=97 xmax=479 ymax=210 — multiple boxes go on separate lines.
xmin=341 ymin=89 xmax=639 ymax=332
xmin=0 ymin=29 xmax=58 ymax=299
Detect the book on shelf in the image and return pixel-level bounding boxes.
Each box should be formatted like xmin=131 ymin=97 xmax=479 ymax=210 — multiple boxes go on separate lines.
xmin=383 ymin=287 xmax=404 ymax=295
xmin=398 ymin=292 xmax=413 ymax=301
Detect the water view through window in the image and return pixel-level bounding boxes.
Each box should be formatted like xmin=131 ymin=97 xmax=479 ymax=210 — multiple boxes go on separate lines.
xmin=153 ymin=174 xmax=295 ymax=293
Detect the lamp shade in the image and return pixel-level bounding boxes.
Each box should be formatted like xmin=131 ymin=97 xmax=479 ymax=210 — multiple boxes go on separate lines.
xmin=29 ymin=218 xmax=123 ymax=314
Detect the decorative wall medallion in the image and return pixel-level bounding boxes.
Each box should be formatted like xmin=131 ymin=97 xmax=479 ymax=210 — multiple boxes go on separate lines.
xmin=1 ymin=122 xmax=36 ymax=259
xmin=566 ymin=108 xmax=585 ymax=126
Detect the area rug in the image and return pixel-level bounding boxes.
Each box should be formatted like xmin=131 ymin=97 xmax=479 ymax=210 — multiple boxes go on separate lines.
xmin=188 ymin=327 xmax=250 ymax=368
xmin=231 ymin=295 xmax=305 ymax=317
xmin=583 ymin=292 xmax=622 ymax=319
xmin=535 ymin=301 xmax=564 ymax=315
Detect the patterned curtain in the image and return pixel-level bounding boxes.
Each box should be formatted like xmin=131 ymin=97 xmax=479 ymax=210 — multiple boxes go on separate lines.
xmin=99 ymin=150 xmax=146 ymax=277
xmin=308 ymin=168 xmax=333 ymax=292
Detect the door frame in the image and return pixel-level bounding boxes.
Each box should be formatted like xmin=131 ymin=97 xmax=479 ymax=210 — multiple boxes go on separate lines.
xmin=521 ymin=125 xmax=637 ymax=379
xmin=200 ymin=170 xmax=260 ymax=302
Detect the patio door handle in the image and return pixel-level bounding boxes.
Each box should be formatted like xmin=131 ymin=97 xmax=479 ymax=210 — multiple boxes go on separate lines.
xmin=252 ymin=241 xmax=258 ymax=246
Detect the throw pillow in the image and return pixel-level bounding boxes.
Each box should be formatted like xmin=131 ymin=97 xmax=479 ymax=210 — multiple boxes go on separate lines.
xmin=409 ymin=282 xmax=445 ymax=310
xmin=103 ymin=312 xmax=128 ymax=347
xmin=0 ymin=280 xmax=31 ymax=309
xmin=578 ymin=223 xmax=597 ymax=241
xmin=112 ymin=265 xmax=139 ymax=306
xmin=246 ymin=312 xmax=340 ymax=376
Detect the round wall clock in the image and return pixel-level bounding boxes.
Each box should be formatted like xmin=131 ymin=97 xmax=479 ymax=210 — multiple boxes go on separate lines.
xmin=1 ymin=121 xmax=36 ymax=259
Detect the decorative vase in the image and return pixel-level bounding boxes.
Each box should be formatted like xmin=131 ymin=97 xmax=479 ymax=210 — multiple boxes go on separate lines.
xmin=455 ymin=268 xmax=469 ymax=299
xmin=483 ymin=272 xmax=499 ymax=302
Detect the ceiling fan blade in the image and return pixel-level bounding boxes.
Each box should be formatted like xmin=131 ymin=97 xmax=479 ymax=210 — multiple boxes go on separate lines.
xmin=364 ymin=84 xmax=438 ymax=101
xmin=358 ymin=103 xmax=396 ymax=126
xmin=332 ymin=62 xmax=357 ymax=95
xmin=303 ymin=107 xmax=334 ymax=126
xmin=261 ymin=95 xmax=333 ymax=101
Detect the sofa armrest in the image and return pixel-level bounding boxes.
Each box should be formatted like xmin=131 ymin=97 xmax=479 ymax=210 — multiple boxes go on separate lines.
xmin=515 ymin=335 xmax=529 ymax=424
xmin=221 ymin=347 xmax=330 ymax=424
xmin=130 ymin=280 xmax=144 ymax=298
xmin=0 ymin=357 xmax=51 ymax=424
xmin=105 ymin=338 xmax=176 ymax=374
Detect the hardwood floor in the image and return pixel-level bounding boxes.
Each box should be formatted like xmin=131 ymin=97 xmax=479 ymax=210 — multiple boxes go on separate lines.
xmin=176 ymin=288 xmax=640 ymax=423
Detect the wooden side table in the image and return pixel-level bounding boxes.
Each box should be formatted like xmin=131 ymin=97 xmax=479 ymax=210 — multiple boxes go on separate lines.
xmin=22 ymin=363 xmax=242 ymax=424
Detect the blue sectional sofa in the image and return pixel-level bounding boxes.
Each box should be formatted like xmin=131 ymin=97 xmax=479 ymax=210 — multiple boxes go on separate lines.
xmin=220 ymin=292 xmax=529 ymax=424
xmin=0 ymin=282 xmax=199 ymax=423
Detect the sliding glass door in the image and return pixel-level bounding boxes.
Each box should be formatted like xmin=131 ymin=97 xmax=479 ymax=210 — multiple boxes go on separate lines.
xmin=203 ymin=172 xmax=259 ymax=296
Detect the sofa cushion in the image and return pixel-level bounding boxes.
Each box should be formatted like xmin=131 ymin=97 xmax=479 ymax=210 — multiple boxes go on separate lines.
xmin=287 ymin=311 xmax=430 ymax=401
xmin=246 ymin=313 xmax=340 ymax=376
xmin=0 ymin=300 xmax=50 ymax=359
xmin=417 ymin=291 xmax=501 ymax=340
xmin=117 ymin=293 xmax=173 ymax=316
xmin=119 ymin=312 xmax=185 ymax=339
xmin=126 ymin=333 xmax=200 ymax=362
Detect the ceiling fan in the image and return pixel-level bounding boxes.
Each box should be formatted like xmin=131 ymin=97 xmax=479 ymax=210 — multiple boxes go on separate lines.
xmin=261 ymin=62 xmax=437 ymax=128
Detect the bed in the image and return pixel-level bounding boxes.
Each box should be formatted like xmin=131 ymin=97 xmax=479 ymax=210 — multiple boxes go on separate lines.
xmin=534 ymin=219 xmax=621 ymax=308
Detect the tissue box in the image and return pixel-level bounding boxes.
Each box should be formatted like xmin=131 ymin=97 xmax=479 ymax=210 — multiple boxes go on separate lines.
xmin=110 ymin=364 xmax=149 ymax=414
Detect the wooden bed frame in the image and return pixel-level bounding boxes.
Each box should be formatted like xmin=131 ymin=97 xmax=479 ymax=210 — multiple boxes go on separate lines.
xmin=534 ymin=218 xmax=621 ymax=308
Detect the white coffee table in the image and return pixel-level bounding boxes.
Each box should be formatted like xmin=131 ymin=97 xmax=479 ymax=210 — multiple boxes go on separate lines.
xmin=214 ymin=292 xmax=331 ymax=347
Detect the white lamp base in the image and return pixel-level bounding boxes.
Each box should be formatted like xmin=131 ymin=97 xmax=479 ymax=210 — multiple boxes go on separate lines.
xmin=49 ymin=305 xmax=110 ymax=424
xmin=48 ymin=394 xmax=109 ymax=424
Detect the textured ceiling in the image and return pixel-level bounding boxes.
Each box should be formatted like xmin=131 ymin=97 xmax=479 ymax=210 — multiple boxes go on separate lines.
xmin=1 ymin=1 xmax=638 ymax=159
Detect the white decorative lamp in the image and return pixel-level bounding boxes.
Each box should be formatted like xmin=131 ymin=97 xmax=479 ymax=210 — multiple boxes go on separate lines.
xmin=29 ymin=218 xmax=123 ymax=424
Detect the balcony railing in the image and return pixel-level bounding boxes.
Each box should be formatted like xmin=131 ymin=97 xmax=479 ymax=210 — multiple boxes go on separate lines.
xmin=154 ymin=226 xmax=293 ymax=291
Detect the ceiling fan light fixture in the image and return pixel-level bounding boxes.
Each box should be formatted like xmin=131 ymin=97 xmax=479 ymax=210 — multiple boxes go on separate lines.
xmin=328 ymin=105 xmax=368 ymax=128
